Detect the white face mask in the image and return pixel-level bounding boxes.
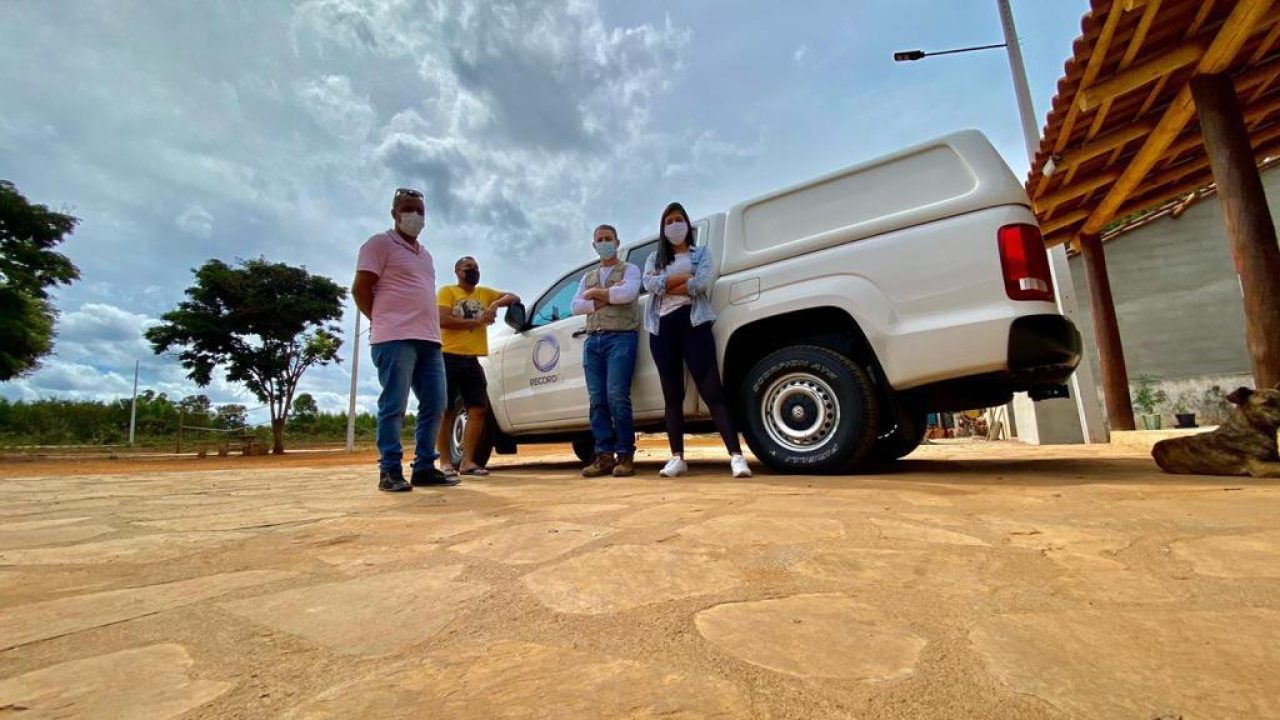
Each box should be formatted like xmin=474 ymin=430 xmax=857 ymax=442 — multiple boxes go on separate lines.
xmin=397 ymin=212 xmax=425 ymax=237
xmin=594 ymin=239 xmax=618 ymax=260
xmin=665 ymin=221 xmax=689 ymax=245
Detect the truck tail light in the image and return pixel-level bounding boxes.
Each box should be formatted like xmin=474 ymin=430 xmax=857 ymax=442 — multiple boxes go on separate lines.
xmin=998 ymin=223 xmax=1055 ymax=302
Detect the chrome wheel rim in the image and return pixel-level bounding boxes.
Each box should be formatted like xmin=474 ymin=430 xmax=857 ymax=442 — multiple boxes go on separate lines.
xmin=452 ymin=411 xmax=467 ymax=459
xmin=760 ymin=372 xmax=840 ymax=453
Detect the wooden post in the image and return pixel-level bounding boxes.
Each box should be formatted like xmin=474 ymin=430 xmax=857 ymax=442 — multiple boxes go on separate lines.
xmin=177 ymin=409 xmax=184 ymax=454
xmin=1191 ymin=73 xmax=1280 ymax=389
xmin=1078 ymin=232 xmax=1137 ymax=431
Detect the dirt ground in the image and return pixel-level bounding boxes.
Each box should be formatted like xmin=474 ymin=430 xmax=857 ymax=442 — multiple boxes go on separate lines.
xmin=1 ymin=438 xmax=1278 ymax=719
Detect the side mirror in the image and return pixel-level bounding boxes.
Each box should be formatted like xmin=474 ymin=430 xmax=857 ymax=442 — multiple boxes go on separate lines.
xmin=504 ymin=302 xmax=527 ymax=331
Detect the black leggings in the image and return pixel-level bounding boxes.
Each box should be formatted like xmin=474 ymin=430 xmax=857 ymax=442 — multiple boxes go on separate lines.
xmin=649 ymin=305 xmax=741 ymax=456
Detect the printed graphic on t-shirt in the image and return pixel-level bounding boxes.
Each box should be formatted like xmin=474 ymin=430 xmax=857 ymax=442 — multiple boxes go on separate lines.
xmin=451 ymin=298 xmax=486 ymax=320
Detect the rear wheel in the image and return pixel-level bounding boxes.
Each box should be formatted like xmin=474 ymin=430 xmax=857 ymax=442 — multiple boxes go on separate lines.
xmin=571 ymin=436 xmax=596 ymax=465
xmin=740 ymin=345 xmax=880 ymax=474
xmin=868 ymin=406 xmax=928 ymax=462
xmin=447 ymin=400 xmax=494 ymax=468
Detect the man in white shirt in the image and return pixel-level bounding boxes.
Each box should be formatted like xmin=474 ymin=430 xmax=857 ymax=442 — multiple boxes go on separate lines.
xmin=570 ymin=224 xmax=641 ymax=477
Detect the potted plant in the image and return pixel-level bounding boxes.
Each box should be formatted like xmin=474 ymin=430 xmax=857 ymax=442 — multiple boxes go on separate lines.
xmin=1131 ymin=376 xmax=1168 ymax=430
xmin=1172 ymin=393 xmax=1197 ymax=429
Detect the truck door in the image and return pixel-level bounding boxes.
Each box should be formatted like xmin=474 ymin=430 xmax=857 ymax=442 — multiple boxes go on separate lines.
xmin=502 ymin=263 xmax=595 ymax=430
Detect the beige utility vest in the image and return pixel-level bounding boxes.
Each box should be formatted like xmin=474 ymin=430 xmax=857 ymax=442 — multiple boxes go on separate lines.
xmin=585 ymin=263 xmax=639 ymax=333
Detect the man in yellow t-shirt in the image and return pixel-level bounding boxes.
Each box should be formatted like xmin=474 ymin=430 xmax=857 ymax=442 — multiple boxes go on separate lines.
xmin=436 ymin=255 xmax=520 ymax=476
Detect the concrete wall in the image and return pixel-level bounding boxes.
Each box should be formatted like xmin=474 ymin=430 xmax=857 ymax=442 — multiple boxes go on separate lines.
xmin=1065 ymin=167 xmax=1280 ymax=419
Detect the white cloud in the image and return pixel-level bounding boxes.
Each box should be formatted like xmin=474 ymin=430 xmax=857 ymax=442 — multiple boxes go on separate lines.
xmin=175 ymin=204 xmax=214 ymax=238
xmin=296 ymin=75 xmax=377 ymax=140
xmin=0 ymin=0 xmax=761 ymax=411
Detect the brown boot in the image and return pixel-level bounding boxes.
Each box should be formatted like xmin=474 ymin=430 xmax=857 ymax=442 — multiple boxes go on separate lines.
xmin=581 ymin=453 xmax=616 ymax=478
xmin=612 ymin=454 xmax=635 ymax=477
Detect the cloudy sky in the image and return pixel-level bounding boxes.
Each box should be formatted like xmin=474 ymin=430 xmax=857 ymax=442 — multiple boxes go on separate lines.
xmin=0 ymin=0 xmax=1088 ymax=421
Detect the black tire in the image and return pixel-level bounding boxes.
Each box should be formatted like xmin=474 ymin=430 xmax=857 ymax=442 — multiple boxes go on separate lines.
xmin=739 ymin=345 xmax=880 ymax=474
xmin=448 ymin=400 xmax=494 ymax=468
xmin=869 ymin=406 xmax=928 ymax=462
xmin=571 ymin=436 xmax=596 ymax=464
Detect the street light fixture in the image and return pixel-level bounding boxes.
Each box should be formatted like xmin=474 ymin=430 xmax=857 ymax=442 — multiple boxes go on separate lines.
xmin=893 ymin=43 xmax=1007 ymax=63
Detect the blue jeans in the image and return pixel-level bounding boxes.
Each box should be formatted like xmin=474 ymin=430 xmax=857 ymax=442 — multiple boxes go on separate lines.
xmin=370 ymin=340 xmax=446 ymax=472
xmin=583 ymin=331 xmax=638 ymax=455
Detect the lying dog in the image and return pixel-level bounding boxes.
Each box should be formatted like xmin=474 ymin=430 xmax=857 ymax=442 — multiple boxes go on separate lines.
xmin=1152 ymin=383 xmax=1280 ymax=477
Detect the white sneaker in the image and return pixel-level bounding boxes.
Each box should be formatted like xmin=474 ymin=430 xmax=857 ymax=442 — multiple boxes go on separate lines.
xmin=659 ymin=456 xmax=688 ymax=477
xmin=730 ymin=454 xmax=753 ymax=478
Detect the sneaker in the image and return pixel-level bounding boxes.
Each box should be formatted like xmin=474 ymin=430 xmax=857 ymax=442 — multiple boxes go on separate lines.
xmin=659 ymin=456 xmax=687 ymax=477
xmin=730 ymin=454 xmax=753 ymax=478
xmin=378 ymin=467 xmax=412 ymax=492
xmin=411 ymin=466 xmax=461 ymax=487
xmin=612 ymin=454 xmax=635 ymax=477
xmin=582 ymin=453 xmax=616 ymax=478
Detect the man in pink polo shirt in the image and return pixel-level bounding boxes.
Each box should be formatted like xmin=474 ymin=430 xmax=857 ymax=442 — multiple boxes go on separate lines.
xmin=352 ymin=188 xmax=458 ymax=492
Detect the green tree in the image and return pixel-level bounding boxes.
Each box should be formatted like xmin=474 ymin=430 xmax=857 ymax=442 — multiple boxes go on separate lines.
xmin=177 ymin=394 xmax=212 ymax=416
xmin=134 ymin=390 xmax=177 ymax=436
xmin=0 ymin=181 xmax=80 ymax=379
xmin=146 ymin=258 xmax=345 ymax=454
xmin=292 ymin=392 xmax=318 ymax=420
xmin=0 ymin=289 xmax=55 ymax=380
xmin=213 ymin=404 xmax=247 ymax=430
xmin=288 ymin=392 xmax=319 ymax=433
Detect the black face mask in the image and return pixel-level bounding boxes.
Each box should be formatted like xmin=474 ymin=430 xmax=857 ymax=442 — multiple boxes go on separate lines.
xmin=462 ymin=269 xmax=480 ymax=286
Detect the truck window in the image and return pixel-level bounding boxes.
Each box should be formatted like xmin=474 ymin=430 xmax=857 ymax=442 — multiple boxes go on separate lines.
xmin=530 ymin=264 xmax=596 ymax=328
xmin=626 ymin=240 xmax=659 ymax=293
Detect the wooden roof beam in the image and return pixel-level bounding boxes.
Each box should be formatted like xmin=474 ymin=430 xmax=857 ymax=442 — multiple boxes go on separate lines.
xmin=1158 ymin=91 xmax=1280 ymax=161
xmin=1057 ymin=123 xmax=1154 ymax=171
xmin=1080 ymin=0 xmax=1278 ymax=236
xmin=1155 ymin=121 xmax=1280 ymax=184
xmin=1085 ymin=0 xmax=1167 ymax=144
xmin=1034 ymin=56 xmax=1280 ymax=204
xmin=1042 ymin=209 xmax=1090 ymax=237
xmin=1120 ymin=0 xmax=1164 ymax=68
xmin=1077 ymin=6 xmax=1280 ymax=113
xmin=1046 ymin=130 xmax=1280 ymax=245
xmin=1122 ymin=134 xmax=1280 ymax=211
xmin=1078 ymin=40 xmax=1207 ymax=111
xmin=1049 ymin=0 xmax=1127 ymax=157
xmin=1190 ymin=0 xmax=1219 ymax=37
xmin=1251 ymin=14 xmax=1280 ymax=63
xmin=1075 ymin=0 xmax=1165 ymax=162
xmin=1035 ymin=171 xmax=1123 ymax=213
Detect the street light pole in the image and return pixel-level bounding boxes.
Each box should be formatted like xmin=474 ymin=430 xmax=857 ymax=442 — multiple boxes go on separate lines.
xmin=997 ymin=0 xmax=1041 ymax=162
xmin=345 ymin=308 xmax=361 ymax=453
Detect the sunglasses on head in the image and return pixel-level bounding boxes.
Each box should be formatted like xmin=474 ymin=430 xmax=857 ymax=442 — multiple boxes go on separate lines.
xmin=394 ymin=188 xmax=424 ymax=200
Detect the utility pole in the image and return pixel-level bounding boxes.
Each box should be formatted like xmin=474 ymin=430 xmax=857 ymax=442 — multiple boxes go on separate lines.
xmin=345 ymin=308 xmax=361 ymax=452
xmin=996 ymin=0 xmax=1040 ymax=161
xmin=128 ymin=359 xmax=139 ymax=446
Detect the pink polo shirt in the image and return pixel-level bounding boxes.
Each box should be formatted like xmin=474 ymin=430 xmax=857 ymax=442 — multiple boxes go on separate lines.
xmin=356 ymin=230 xmax=442 ymax=345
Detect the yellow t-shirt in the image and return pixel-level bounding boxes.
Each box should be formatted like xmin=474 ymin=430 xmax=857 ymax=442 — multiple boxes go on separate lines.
xmin=438 ymin=285 xmax=502 ymax=356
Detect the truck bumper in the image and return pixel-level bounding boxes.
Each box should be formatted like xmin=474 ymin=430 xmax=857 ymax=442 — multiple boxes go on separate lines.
xmin=893 ymin=314 xmax=1083 ymax=412
xmin=1006 ymin=314 xmax=1082 ymax=385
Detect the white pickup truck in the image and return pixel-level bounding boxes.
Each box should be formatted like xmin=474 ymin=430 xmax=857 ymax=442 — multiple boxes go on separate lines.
xmin=448 ymin=130 xmax=1081 ymax=474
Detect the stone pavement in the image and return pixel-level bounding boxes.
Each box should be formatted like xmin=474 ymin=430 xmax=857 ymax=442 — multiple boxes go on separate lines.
xmin=1 ymin=442 xmax=1278 ymax=719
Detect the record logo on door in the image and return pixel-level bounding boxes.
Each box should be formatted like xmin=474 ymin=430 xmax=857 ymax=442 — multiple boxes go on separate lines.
xmin=530 ymin=335 xmax=560 ymax=386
